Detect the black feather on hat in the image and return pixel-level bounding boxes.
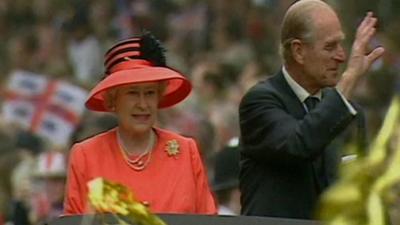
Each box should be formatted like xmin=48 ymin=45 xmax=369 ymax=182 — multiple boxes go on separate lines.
xmin=139 ymin=31 xmax=166 ymax=67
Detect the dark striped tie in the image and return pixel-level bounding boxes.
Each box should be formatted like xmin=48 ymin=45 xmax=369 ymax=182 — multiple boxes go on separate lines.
xmin=304 ymin=96 xmax=319 ymax=111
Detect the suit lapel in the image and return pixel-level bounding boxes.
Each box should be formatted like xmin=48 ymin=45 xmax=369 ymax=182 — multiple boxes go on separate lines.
xmin=270 ymin=71 xmax=329 ymax=193
xmin=269 ymin=71 xmax=306 ymax=119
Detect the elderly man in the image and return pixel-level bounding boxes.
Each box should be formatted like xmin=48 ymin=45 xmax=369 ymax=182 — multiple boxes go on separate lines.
xmin=239 ymin=0 xmax=384 ymax=219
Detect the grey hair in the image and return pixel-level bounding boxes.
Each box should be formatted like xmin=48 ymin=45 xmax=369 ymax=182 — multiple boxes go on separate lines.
xmin=279 ymin=0 xmax=332 ymax=63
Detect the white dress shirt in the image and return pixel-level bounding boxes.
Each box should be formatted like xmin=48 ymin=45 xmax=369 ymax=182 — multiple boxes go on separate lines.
xmin=282 ymin=66 xmax=357 ymax=115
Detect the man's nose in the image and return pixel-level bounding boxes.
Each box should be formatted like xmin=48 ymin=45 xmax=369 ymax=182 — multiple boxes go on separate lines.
xmin=334 ymin=45 xmax=346 ymax=62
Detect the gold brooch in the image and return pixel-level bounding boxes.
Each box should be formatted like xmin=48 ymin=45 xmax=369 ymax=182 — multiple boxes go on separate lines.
xmin=165 ymin=139 xmax=180 ymax=157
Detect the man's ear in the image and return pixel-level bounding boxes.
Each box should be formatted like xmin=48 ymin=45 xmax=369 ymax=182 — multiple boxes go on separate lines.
xmin=290 ymin=39 xmax=305 ymax=64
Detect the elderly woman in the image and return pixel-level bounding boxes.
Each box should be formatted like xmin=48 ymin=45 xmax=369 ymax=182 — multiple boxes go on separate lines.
xmin=64 ymin=33 xmax=217 ymax=214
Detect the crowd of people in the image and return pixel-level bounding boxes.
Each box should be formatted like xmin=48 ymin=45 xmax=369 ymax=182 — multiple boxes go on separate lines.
xmin=1 ymin=0 xmax=400 ymax=224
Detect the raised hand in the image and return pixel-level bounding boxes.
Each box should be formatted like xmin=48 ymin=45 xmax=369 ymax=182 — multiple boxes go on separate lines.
xmin=347 ymin=12 xmax=385 ymax=76
xmin=338 ymin=12 xmax=385 ymax=98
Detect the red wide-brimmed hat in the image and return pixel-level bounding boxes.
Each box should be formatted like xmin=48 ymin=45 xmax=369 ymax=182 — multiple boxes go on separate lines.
xmin=85 ymin=33 xmax=192 ymax=112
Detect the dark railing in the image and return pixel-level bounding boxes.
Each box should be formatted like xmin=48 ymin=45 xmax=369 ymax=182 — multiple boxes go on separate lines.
xmin=49 ymin=214 xmax=321 ymax=225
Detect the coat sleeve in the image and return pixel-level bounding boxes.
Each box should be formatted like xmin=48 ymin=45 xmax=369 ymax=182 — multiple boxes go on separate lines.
xmin=63 ymin=144 xmax=88 ymax=215
xmin=239 ymin=85 xmax=356 ymax=165
xmin=188 ymin=139 xmax=218 ymax=214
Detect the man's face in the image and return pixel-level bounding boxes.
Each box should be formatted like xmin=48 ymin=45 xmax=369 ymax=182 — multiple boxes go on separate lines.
xmin=114 ymin=82 xmax=160 ymax=135
xmin=302 ymin=10 xmax=346 ymax=90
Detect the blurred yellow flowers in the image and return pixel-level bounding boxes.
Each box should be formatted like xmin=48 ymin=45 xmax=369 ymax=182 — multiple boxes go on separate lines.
xmin=87 ymin=177 xmax=167 ymax=225
xmin=317 ymin=96 xmax=400 ymax=225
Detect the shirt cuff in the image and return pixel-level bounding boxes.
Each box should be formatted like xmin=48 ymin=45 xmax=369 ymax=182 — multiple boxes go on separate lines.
xmin=336 ymin=90 xmax=357 ymax=115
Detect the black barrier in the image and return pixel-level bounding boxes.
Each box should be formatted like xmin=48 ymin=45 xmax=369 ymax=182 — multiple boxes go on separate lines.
xmin=49 ymin=214 xmax=321 ymax=225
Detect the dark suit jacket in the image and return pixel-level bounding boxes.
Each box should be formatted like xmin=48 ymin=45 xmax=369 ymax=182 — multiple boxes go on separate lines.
xmin=239 ymin=71 xmax=363 ymax=219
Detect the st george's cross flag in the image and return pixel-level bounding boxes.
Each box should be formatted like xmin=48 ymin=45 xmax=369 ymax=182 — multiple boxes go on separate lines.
xmin=2 ymin=70 xmax=88 ymax=146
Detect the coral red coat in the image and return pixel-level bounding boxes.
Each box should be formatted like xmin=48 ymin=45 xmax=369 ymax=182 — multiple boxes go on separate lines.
xmin=64 ymin=127 xmax=217 ymax=215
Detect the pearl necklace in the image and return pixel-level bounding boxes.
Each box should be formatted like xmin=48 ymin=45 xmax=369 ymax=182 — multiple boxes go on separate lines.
xmin=117 ymin=129 xmax=155 ymax=171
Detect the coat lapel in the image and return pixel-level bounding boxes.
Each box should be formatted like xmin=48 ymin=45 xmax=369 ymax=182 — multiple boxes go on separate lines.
xmin=269 ymin=71 xmax=306 ymax=119
xmin=270 ymin=71 xmax=329 ymax=193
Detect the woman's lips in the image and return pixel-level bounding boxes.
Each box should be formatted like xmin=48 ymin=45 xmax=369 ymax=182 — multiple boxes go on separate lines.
xmin=132 ymin=114 xmax=150 ymax=122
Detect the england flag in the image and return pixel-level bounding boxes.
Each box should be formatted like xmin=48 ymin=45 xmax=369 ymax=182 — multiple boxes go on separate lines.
xmin=2 ymin=70 xmax=88 ymax=146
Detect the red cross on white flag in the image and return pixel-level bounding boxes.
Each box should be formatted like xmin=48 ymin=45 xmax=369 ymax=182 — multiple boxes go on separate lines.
xmin=2 ymin=70 xmax=88 ymax=146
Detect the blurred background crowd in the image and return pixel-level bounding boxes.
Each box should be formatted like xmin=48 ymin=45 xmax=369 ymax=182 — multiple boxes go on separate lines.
xmin=1 ymin=0 xmax=400 ymax=224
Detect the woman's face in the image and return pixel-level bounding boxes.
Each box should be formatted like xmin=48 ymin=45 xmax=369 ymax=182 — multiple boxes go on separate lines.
xmin=113 ymin=82 xmax=160 ymax=135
